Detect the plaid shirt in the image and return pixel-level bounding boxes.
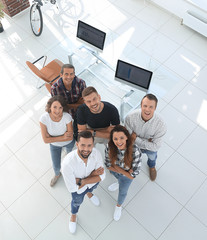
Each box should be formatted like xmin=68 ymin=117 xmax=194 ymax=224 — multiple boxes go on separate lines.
xmin=105 ymin=144 xmax=142 ymax=178
xmin=51 ymin=76 xmax=86 ymax=118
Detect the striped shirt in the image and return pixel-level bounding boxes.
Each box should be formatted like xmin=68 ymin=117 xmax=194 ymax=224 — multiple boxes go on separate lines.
xmin=105 ymin=144 xmax=142 ymax=178
xmin=125 ymin=109 xmax=167 ymax=152
xmin=51 ymin=76 xmax=86 ymax=118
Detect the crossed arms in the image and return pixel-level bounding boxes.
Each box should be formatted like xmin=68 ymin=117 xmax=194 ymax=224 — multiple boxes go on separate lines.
xmin=40 ymin=121 xmax=73 ymax=144
xmin=76 ymin=167 xmax=105 ymax=189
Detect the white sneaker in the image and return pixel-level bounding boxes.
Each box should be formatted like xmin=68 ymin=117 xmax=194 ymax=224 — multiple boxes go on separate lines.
xmin=108 ymin=182 xmax=119 ymax=192
xmin=89 ymin=195 xmax=100 ymax=206
xmin=113 ymin=206 xmax=122 ymax=221
xmin=69 ymin=217 xmax=77 ymax=234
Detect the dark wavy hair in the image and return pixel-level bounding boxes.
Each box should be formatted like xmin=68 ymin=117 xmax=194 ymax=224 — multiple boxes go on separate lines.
xmin=108 ymin=125 xmax=133 ymax=168
xmin=45 ymin=95 xmax=68 ymax=113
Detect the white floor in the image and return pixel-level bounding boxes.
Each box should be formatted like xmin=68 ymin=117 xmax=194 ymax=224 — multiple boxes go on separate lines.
xmin=1 ymin=0 xmax=207 ymax=239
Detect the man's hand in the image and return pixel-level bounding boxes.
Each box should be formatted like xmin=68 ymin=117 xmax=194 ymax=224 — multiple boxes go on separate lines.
xmin=76 ymin=178 xmax=81 ymax=184
xmin=79 ymin=179 xmax=86 ymax=189
xmin=75 ymin=178 xmax=86 ymax=189
xmin=90 ymin=167 xmax=104 ymax=176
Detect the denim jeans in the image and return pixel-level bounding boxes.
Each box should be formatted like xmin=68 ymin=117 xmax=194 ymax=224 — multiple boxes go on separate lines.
xmin=50 ymin=139 xmax=75 ymax=176
xmin=141 ymin=149 xmax=157 ymax=168
xmin=110 ymin=171 xmax=133 ymax=206
xmin=71 ymin=182 xmax=99 ymax=214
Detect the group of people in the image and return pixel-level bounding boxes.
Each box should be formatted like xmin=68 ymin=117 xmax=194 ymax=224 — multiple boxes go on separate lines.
xmin=39 ymin=64 xmax=167 ymax=234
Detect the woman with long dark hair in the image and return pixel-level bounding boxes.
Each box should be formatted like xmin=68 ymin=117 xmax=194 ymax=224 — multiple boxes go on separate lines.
xmin=105 ymin=125 xmax=142 ymax=221
xmin=39 ymin=95 xmax=75 ymax=187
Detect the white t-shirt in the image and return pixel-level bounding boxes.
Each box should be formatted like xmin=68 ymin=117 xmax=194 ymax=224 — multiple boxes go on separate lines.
xmin=39 ymin=112 xmax=73 ymax=147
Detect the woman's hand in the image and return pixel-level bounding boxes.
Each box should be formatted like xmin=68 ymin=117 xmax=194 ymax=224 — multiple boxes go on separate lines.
xmin=113 ymin=164 xmax=122 ymax=173
xmin=63 ymin=131 xmax=73 ymax=140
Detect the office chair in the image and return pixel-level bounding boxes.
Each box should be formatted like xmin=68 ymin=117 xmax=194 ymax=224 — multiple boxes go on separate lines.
xmin=26 ymin=56 xmax=63 ymax=91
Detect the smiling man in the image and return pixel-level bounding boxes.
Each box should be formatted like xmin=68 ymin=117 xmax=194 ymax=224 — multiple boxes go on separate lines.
xmin=51 ymin=64 xmax=86 ymax=119
xmin=62 ymin=131 xmax=105 ymax=234
xmin=76 ymin=86 xmax=120 ymax=145
xmin=125 ymin=94 xmax=166 ymax=181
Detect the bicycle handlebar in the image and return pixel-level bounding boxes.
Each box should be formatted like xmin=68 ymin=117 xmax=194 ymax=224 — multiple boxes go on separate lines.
xmin=34 ymin=0 xmax=43 ymax=6
xmin=34 ymin=0 xmax=56 ymax=5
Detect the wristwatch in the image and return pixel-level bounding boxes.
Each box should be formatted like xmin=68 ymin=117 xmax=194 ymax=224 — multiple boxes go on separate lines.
xmin=93 ymin=130 xmax=96 ymax=137
xmin=77 ymin=178 xmax=82 ymax=186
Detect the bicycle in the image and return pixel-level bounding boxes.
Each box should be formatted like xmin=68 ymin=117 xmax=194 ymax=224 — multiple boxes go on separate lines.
xmin=30 ymin=0 xmax=57 ymax=36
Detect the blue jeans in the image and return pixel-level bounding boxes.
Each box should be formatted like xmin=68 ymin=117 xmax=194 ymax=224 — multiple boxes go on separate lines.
xmin=141 ymin=149 xmax=157 ymax=168
xmin=110 ymin=171 xmax=133 ymax=206
xmin=50 ymin=139 xmax=75 ymax=176
xmin=71 ymin=182 xmax=99 ymax=214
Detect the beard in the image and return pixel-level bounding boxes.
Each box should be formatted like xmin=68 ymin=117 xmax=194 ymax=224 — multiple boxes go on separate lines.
xmin=78 ymin=149 xmax=92 ymax=159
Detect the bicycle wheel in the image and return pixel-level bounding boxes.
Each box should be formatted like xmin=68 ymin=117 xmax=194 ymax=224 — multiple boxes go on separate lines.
xmin=30 ymin=3 xmax=43 ymax=36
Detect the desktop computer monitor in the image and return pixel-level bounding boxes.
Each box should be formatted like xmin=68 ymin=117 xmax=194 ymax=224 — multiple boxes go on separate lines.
xmin=76 ymin=20 xmax=106 ymax=51
xmin=115 ymin=59 xmax=153 ymax=92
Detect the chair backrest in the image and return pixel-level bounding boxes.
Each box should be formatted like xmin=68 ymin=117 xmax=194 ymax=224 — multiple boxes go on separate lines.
xmin=26 ymin=58 xmax=64 ymax=92
xmin=45 ymin=82 xmax=52 ymax=93
xmin=26 ymin=61 xmax=49 ymax=82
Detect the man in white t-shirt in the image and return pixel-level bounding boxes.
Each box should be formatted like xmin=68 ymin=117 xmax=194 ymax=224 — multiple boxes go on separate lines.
xmin=62 ymin=131 xmax=105 ymax=234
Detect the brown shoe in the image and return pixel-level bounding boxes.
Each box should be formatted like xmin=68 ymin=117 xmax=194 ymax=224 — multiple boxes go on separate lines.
xmin=50 ymin=173 xmax=61 ymax=187
xmin=149 ymin=167 xmax=157 ymax=181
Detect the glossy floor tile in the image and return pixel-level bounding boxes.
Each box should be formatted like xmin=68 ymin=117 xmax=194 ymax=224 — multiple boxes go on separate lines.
xmin=8 ymin=182 xmax=63 ymax=239
xmin=160 ymin=105 xmax=197 ymax=150
xmin=170 ymin=83 xmax=207 ymax=127
xmin=126 ymin=182 xmax=182 ymax=238
xmin=0 ymin=156 xmax=36 ymax=207
xmin=159 ymin=17 xmax=194 ymax=45
xmin=156 ymin=152 xmax=205 ymax=205
xmin=186 ymin=180 xmax=207 ymax=226
xmin=164 ymin=47 xmax=206 ymax=81
xmin=191 ymin=64 xmax=207 ymax=95
xmin=177 ymin=126 xmax=207 ymax=174
xmin=140 ymin=31 xmax=180 ymax=63
xmin=158 ymin=208 xmax=207 ymax=240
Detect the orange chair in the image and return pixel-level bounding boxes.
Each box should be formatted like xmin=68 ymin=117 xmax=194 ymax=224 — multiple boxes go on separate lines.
xmin=26 ymin=56 xmax=64 ymax=92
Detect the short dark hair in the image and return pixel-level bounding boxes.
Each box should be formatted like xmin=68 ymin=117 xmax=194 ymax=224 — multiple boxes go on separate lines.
xmin=45 ymin=95 xmax=68 ymax=113
xmin=60 ymin=64 xmax=75 ymax=74
xmin=77 ymin=131 xmax=94 ymax=142
xmin=141 ymin=93 xmax=158 ymax=107
xmin=82 ymin=86 xmax=98 ymax=98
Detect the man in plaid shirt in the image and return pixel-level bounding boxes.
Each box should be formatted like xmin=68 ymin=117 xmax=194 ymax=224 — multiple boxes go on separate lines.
xmin=51 ymin=64 xmax=86 ymax=119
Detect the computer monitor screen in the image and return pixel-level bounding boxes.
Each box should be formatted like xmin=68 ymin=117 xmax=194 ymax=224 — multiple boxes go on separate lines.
xmin=115 ymin=60 xmax=153 ymax=91
xmin=77 ymin=20 xmax=106 ymax=50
